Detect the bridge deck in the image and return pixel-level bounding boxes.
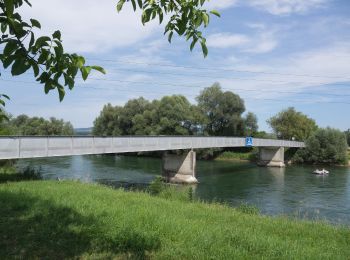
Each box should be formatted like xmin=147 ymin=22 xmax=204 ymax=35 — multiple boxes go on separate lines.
xmin=0 ymin=136 xmax=305 ymax=160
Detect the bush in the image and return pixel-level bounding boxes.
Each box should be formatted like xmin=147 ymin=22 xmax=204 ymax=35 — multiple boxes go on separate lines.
xmin=148 ymin=176 xmax=194 ymax=202
xmin=148 ymin=176 xmax=164 ymax=196
xmin=0 ymin=165 xmax=42 ymax=183
xmin=294 ymin=127 xmax=348 ymax=165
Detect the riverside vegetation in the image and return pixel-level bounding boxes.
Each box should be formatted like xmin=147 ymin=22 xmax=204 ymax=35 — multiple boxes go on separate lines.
xmin=1 ymin=173 xmax=350 ymax=259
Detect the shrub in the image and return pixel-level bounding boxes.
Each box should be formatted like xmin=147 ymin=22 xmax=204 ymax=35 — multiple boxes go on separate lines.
xmin=294 ymin=127 xmax=348 ymax=165
xmin=148 ymin=176 xmax=164 ymax=196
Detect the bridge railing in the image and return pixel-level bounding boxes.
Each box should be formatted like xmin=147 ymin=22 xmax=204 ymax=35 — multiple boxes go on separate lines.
xmin=0 ymin=136 xmax=305 ymax=160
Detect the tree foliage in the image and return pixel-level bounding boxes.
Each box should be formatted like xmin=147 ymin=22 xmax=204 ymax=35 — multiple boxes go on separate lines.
xmin=294 ymin=128 xmax=348 ymax=165
xmin=117 ymin=0 xmax=220 ymax=57
xmin=0 ymin=0 xmax=105 ymax=104
xmin=93 ymin=95 xmax=202 ymax=136
xmin=267 ymin=107 xmax=317 ymax=141
xmin=345 ymin=129 xmax=350 ymax=146
xmin=196 ymin=83 xmax=245 ymax=136
xmin=244 ymin=112 xmax=258 ymax=136
xmin=0 ymin=114 xmax=74 ymax=135
xmin=93 ymin=84 xmax=250 ymax=137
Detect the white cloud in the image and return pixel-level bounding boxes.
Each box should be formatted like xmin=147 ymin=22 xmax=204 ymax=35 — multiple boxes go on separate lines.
xmin=205 ymin=0 xmax=238 ymax=9
xmin=207 ymin=33 xmax=250 ymax=48
xmin=217 ymin=43 xmax=350 ymax=101
xmin=247 ymin=0 xmax=328 ymax=15
xmin=21 ymin=0 xmax=160 ymax=53
xmin=244 ymin=32 xmax=278 ymax=53
xmin=206 ymin=30 xmax=278 ymax=53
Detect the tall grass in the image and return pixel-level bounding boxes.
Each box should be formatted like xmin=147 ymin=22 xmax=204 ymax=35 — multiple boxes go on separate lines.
xmin=0 ymin=180 xmax=349 ymax=259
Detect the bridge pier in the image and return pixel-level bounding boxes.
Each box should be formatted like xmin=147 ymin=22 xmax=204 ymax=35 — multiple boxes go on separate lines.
xmin=258 ymin=147 xmax=285 ymax=167
xmin=162 ymin=150 xmax=198 ymax=184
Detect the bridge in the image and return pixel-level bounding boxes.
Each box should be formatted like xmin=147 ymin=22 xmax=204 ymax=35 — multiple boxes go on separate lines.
xmin=0 ymin=136 xmax=304 ymax=183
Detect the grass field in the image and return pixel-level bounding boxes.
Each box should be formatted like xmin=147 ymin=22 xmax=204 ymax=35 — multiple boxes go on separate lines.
xmin=1 ymin=180 xmax=349 ymax=259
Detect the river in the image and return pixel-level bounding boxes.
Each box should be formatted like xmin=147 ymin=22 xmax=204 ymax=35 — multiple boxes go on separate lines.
xmin=18 ymin=155 xmax=350 ymax=225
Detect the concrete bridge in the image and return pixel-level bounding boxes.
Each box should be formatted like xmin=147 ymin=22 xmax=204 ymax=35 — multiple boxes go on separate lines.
xmin=0 ymin=136 xmax=304 ymax=183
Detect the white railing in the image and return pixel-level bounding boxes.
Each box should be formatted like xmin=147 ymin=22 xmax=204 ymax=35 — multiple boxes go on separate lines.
xmin=0 ymin=136 xmax=305 ymax=160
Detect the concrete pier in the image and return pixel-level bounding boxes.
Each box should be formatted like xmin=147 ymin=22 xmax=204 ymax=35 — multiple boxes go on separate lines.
xmin=258 ymin=147 xmax=285 ymax=167
xmin=162 ymin=151 xmax=198 ymax=184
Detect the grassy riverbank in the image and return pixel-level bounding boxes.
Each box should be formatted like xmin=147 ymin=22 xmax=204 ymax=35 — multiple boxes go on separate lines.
xmin=215 ymin=151 xmax=256 ymax=161
xmin=1 ymin=180 xmax=349 ymax=259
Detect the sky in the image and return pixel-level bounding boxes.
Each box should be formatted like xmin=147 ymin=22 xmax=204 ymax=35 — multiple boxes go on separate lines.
xmin=1 ymin=0 xmax=350 ymax=131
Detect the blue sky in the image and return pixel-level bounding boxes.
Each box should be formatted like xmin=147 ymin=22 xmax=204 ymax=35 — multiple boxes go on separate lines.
xmin=1 ymin=0 xmax=350 ymax=131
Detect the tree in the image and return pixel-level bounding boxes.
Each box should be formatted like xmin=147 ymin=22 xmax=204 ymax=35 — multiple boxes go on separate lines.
xmin=294 ymin=128 xmax=348 ymax=165
xmin=117 ymin=0 xmax=220 ymax=57
xmin=244 ymin=112 xmax=258 ymax=136
xmin=93 ymin=95 xmax=202 ymax=136
xmin=92 ymin=104 xmax=123 ymax=136
xmin=345 ymin=129 xmax=350 ymax=146
xmin=7 ymin=114 xmax=74 ymax=135
xmin=0 ymin=0 xmax=217 ymax=114
xmin=196 ymin=83 xmax=245 ymax=136
xmin=267 ymin=107 xmax=317 ymax=141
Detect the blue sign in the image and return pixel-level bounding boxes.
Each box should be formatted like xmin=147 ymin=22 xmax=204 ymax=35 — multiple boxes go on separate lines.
xmin=245 ymin=137 xmax=253 ymax=147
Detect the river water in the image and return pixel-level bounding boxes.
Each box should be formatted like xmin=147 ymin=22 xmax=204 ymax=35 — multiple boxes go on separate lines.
xmin=18 ymin=155 xmax=350 ymax=225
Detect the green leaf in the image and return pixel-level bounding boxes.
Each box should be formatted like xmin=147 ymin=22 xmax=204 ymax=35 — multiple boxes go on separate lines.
xmin=81 ymin=66 xmax=91 ymax=80
xmin=57 ymin=85 xmax=65 ymax=102
xmin=116 ymin=0 xmax=125 ymax=12
xmin=37 ymin=49 xmax=49 ymax=64
xmin=3 ymin=40 xmax=18 ymax=56
xmin=29 ymin=31 xmax=35 ymax=48
xmin=210 ymin=10 xmax=221 ymax=17
xmin=30 ymin=18 xmax=41 ymax=29
xmin=202 ymin=13 xmax=209 ymax=27
xmin=35 ymin=36 xmax=51 ymax=48
xmin=75 ymin=56 xmax=85 ymax=68
xmin=91 ymin=66 xmax=106 ymax=74
xmin=11 ymin=59 xmax=31 ymax=76
xmin=64 ymin=74 xmax=75 ymax=89
xmin=4 ymin=0 xmax=14 ymax=16
xmin=130 ymin=0 xmax=136 ymax=11
xmin=52 ymin=30 xmax=61 ymax=40
xmin=1 ymin=94 xmax=10 ymax=100
xmin=30 ymin=61 xmax=40 ymax=77
xmin=1 ymin=23 xmax=7 ymax=33
xmin=190 ymin=38 xmax=198 ymax=51
xmin=168 ymin=31 xmax=173 ymax=43
xmin=201 ymin=40 xmax=208 ymax=58
xmin=54 ymin=45 xmax=63 ymax=58
xmin=3 ymin=55 xmax=16 ymax=68
xmin=158 ymin=9 xmax=163 ymax=24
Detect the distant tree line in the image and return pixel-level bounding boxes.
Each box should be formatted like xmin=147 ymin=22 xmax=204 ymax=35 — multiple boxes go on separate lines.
xmin=0 ymin=114 xmax=74 ymax=136
xmin=93 ymin=83 xmax=259 ymax=137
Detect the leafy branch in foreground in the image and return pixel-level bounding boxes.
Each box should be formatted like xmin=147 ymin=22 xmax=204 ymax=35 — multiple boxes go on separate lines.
xmin=0 ymin=0 xmax=105 ymax=103
xmin=117 ymin=0 xmax=220 ymax=57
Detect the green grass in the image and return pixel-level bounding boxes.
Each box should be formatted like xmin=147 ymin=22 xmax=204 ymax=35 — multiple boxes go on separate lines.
xmin=1 ymin=181 xmax=349 ymax=259
xmin=215 ymin=151 xmax=256 ymax=161
xmin=0 ymin=166 xmax=42 ymax=183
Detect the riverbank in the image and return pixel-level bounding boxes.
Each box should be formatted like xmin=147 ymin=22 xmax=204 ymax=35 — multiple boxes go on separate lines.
xmin=1 ymin=180 xmax=349 ymax=259
xmin=215 ymin=151 xmax=256 ymax=162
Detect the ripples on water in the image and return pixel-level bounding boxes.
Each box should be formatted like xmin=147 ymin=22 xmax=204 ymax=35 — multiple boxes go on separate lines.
xmin=18 ymin=155 xmax=350 ymax=225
